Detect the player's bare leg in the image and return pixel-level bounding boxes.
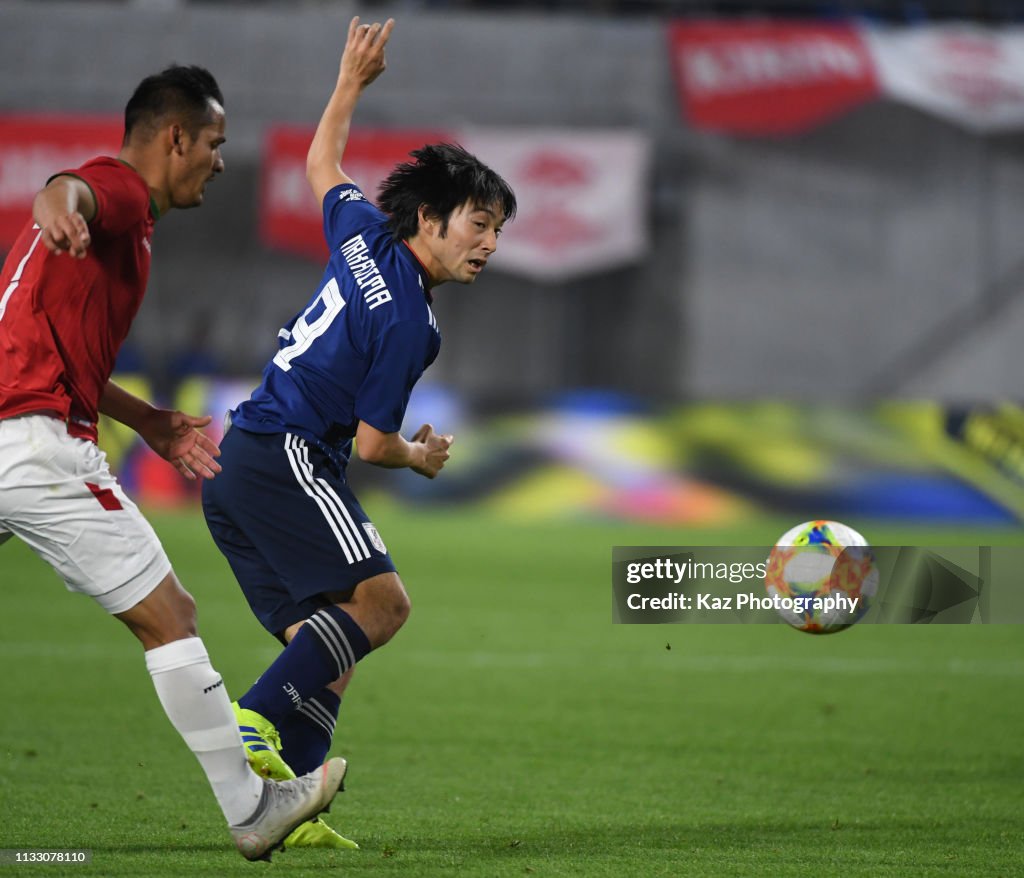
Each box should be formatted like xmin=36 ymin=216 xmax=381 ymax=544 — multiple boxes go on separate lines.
xmin=231 ymin=572 xmax=411 ymax=849
xmin=238 ymin=571 xmax=411 ymax=724
xmin=325 ymin=571 xmax=411 ymax=648
xmin=117 ymin=571 xmax=346 ymax=858
xmin=116 ymin=571 xmax=198 ymax=647
xmin=235 ymin=607 xmax=369 ymax=850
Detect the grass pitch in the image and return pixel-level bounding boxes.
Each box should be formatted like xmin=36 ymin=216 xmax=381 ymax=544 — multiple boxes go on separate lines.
xmin=1 ymin=506 xmax=1022 ymax=877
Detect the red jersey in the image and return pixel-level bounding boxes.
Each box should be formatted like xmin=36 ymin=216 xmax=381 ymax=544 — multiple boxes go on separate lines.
xmin=0 ymin=157 xmax=156 ymax=442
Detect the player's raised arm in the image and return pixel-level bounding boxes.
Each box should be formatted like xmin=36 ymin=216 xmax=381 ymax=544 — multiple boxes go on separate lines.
xmin=306 ymin=15 xmax=394 ymax=205
xmin=32 ymin=175 xmax=97 ymax=258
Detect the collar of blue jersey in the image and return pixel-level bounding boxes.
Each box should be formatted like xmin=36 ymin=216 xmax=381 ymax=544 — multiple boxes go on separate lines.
xmin=400 ymin=240 xmax=434 ymax=304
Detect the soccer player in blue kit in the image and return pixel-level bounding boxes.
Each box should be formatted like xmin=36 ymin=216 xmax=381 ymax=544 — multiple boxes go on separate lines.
xmin=201 ymin=17 xmax=516 ymax=848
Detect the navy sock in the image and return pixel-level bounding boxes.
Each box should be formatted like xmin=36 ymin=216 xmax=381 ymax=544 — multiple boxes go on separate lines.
xmin=278 ymin=689 xmax=341 ymax=775
xmin=239 ymin=606 xmax=370 ymax=726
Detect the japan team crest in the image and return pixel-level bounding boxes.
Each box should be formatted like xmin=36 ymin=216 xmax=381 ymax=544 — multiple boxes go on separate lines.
xmin=362 ymin=522 xmax=387 ymax=554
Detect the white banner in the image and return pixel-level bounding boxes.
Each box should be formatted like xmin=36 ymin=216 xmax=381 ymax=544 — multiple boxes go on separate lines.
xmin=459 ymin=129 xmax=651 ymax=283
xmin=862 ymin=25 xmax=1024 ymax=132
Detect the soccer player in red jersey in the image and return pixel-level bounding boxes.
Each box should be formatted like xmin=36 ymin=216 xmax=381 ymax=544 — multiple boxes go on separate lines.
xmin=0 ymin=66 xmax=345 ymax=860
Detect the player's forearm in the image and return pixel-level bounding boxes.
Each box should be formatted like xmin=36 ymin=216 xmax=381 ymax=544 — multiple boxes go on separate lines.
xmin=98 ymin=380 xmax=157 ymax=433
xmin=356 ymin=428 xmax=421 ymax=470
xmin=306 ymin=17 xmax=392 ymax=200
xmin=305 ymin=78 xmax=362 ymax=191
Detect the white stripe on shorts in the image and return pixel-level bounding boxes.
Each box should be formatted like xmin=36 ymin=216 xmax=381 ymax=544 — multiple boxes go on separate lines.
xmin=296 ymin=440 xmax=370 ymax=560
xmin=283 ymin=434 xmax=370 ymax=564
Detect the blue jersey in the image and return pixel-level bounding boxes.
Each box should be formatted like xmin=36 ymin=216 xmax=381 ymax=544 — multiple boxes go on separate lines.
xmin=232 ymin=184 xmax=440 ymax=466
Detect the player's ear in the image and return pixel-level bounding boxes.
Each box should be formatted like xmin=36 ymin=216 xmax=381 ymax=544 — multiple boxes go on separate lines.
xmin=417 ymin=204 xmax=440 ymax=236
xmin=170 ymin=124 xmax=184 ymax=155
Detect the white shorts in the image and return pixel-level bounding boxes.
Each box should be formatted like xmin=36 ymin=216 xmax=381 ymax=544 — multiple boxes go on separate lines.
xmin=0 ymin=414 xmax=171 ymax=614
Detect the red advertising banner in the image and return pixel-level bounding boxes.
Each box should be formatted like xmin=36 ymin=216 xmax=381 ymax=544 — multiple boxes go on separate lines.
xmin=261 ymin=125 xmax=651 ymax=281
xmin=259 ymin=126 xmax=450 ymax=261
xmin=0 ymin=115 xmax=123 ymax=250
xmin=668 ymin=21 xmax=880 ymax=136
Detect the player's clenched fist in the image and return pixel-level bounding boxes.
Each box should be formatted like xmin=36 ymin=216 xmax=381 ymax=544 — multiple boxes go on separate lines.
xmin=40 ymin=212 xmax=91 ymax=258
xmin=32 ymin=176 xmax=97 ymax=258
xmin=411 ymin=423 xmax=454 ymax=479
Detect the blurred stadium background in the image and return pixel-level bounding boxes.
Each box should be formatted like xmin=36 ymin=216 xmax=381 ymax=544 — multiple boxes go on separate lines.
xmin=4 ymin=0 xmax=1024 ymax=532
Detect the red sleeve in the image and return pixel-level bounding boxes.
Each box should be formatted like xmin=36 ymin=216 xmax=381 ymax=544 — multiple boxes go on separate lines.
xmin=54 ymin=160 xmax=150 ymax=237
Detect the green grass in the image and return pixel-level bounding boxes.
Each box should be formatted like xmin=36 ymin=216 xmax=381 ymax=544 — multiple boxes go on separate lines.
xmin=1 ymin=507 xmax=1022 ymax=876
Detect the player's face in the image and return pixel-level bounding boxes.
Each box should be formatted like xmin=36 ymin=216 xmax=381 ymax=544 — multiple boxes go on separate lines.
xmin=168 ymin=100 xmax=226 ymax=210
xmin=430 ymin=202 xmax=504 ymax=285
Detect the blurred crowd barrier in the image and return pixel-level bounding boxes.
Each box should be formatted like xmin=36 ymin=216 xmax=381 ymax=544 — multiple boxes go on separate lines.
xmin=99 ymin=375 xmax=1023 ymax=527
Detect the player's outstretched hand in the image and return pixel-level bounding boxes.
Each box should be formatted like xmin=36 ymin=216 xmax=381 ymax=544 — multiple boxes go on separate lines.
xmin=339 ymin=15 xmax=395 ymax=91
xmin=410 ymin=423 xmax=454 ymax=479
xmin=141 ymin=409 xmax=223 ymax=481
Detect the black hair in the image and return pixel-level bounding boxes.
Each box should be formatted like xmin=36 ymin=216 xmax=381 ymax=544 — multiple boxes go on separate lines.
xmin=123 ymin=65 xmax=224 ymax=144
xmin=377 ymin=143 xmax=517 ymax=241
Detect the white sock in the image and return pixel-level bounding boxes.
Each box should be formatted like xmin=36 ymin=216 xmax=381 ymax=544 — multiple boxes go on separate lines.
xmin=145 ymin=637 xmax=264 ymax=826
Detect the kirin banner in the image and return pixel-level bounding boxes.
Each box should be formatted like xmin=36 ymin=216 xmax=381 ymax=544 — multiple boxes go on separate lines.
xmin=669 ymin=20 xmax=1024 ymax=136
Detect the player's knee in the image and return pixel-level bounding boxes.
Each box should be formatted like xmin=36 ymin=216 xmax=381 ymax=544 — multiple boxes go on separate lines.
xmin=118 ymin=572 xmax=198 ymax=648
xmin=150 ymin=590 xmax=198 ymax=644
xmin=160 ymin=576 xmax=197 ymax=631
xmin=172 ymin=587 xmax=198 ymax=634
xmin=361 ymin=576 xmax=410 ymax=646
xmin=390 ymin=584 xmax=411 ymax=630
xmin=375 ymin=582 xmax=409 ymax=645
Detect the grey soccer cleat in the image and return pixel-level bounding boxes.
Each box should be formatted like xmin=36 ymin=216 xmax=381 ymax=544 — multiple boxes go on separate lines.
xmin=229 ymin=757 xmax=348 ymax=861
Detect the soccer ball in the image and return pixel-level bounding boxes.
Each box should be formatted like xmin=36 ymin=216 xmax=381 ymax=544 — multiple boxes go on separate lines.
xmin=765 ymin=520 xmax=878 ymax=634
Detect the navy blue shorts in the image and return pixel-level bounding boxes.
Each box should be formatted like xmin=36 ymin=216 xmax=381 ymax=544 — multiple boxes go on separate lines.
xmin=202 ymin=426 xmax=396 ymax=637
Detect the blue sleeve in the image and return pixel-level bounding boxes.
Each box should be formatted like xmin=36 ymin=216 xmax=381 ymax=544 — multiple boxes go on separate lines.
xmin=322 ymin=183 xmax=388 ymax=251
xmin=355 ymin=320 xmax=439 ymax=434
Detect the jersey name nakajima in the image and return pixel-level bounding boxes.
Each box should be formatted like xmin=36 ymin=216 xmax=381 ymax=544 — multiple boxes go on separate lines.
xmin=0 ymin=158 xmax=155 ymax=442
xmin=232 ymin=184 xmax=440 ymax=465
